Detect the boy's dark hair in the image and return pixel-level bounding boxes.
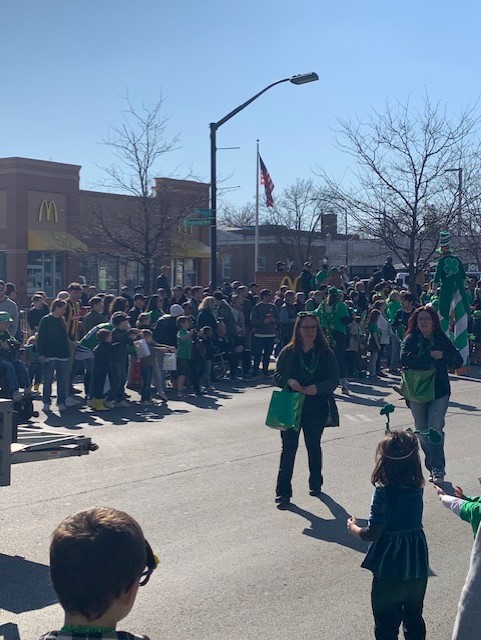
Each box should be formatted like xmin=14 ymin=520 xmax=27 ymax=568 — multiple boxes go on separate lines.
xmin=96 ymin=328 xmax=111 ymax=342
xmin=176 ymin=315 xmax=190 ymax=328
xmin=50 ymin=507 xmax=147 ymax=620
xmin=371 ymin=430 xmax=424 ymax=487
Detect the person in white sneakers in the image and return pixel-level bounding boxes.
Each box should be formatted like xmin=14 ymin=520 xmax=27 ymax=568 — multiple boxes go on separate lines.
xmin=38 ymin=299 xmax=81 ymax=413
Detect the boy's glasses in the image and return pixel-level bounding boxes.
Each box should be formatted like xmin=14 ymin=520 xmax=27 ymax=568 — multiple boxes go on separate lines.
xmin=139 ymin=540 xmax=159 ymax=587
xmin=139 ymin=567 xmax=153 ymax=587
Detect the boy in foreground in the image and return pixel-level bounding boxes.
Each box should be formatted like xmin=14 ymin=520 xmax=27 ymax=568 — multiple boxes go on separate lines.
xmin=39 ymin=506 xmax=158 ymax=640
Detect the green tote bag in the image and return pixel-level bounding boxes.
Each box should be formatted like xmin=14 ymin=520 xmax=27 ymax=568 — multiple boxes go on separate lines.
xmin=401 ymin=368 xmax=436 ymax=403
xmin=265 ymin=390 xmax=305 ymax=431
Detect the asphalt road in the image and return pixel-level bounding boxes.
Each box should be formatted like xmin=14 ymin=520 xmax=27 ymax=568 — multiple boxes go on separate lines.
xmin=1 ymin=371 xmax=480 ymax=640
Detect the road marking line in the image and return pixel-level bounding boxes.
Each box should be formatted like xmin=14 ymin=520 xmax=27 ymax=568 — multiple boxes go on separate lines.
xmin=356 ymin=414 xmax=372 ymax=422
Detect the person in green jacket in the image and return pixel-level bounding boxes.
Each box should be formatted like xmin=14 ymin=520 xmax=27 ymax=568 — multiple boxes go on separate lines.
xmin=436 ymin=484 xmax=481 ymax=537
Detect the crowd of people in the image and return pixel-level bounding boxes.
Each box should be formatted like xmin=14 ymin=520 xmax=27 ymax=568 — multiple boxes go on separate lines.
xmin=0 ymin=252 xmax=480 ymax=417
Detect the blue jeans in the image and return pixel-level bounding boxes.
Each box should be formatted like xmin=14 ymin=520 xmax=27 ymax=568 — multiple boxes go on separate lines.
xmin=0 ymin=359 xmax=31 ymax=391
xmin=252 ymin=336 xmax=275 ymax=376
xmin=28 ymin=362 xmax=43 ymax=385
xmin=43 ymin=359 xmax=69 ymax=405
xmin=409 ymin=395 xmax=450 ymax=474
xmin=107 ymin=362 xmax=127 ymax=402
xmin=140 ymin=364 xmax=153 ymax=401
xmin=390 ymin=335 xmax=401 ymax=370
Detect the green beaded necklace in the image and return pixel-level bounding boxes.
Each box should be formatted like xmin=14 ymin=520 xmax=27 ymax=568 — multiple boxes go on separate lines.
xmin=61 ymin=625 xmax=115 ymax=634
xmin=300 ymin=349 xmax=319 ymax=378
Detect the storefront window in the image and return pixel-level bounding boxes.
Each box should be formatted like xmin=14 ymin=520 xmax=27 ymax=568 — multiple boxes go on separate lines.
xmin=27 ymin=251 xmax=65 ymax=297
xmin=55 ymin=254 xmax=64 ymax=293
xmin=221 ymin=256 xmax=231 ymax=280
xmin=123 ymin=260 xmax=141 ymax=289
xmin=172 ymin=259 xmax=197 ymax=287
xmin=98 ymin=255 xmax=119 ymax=293
xmin=79 ymin=254 xmax=99 ymax=287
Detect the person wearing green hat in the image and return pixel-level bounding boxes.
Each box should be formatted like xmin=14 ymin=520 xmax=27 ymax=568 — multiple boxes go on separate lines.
xmin=0 ymin=310 xmax=33 ymax=401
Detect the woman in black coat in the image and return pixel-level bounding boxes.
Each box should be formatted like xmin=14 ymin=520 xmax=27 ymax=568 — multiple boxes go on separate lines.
xmin=274 ymin=313 xmax=339 ymax=507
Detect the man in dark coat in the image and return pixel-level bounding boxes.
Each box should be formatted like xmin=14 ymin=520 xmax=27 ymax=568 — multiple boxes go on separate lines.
xmin=381 ymin=256 xmax=397 ymax=282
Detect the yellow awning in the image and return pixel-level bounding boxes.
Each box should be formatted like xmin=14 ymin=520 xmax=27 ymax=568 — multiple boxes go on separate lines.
xmin=172 ymin=239 xmax=211 ymax=259
xmin=28 ymin=230 xmax=88 ymax=252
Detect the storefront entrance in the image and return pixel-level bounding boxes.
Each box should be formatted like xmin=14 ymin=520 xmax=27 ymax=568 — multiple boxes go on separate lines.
xmin=27 ymin=252 xmax=64 ymax=298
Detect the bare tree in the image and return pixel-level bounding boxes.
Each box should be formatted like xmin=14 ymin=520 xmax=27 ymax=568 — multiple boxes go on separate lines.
xmin=320 ymin=97 xmax=481 ymax=289
xmin=218 ymin=202 xmax=256 ymax=227
xmin=456 ymin=164 xmax=481 ymax=268
xmin=85 ymin=94 xmax=191 ymax=293
xmin=262 ymin=178 xmax=333 ymax=267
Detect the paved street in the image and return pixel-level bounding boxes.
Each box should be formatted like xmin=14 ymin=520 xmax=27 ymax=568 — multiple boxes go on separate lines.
xmin=1 ymin=373 xmax=480 ymax=640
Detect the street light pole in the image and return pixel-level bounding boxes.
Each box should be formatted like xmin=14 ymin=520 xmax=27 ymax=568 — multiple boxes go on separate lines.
xmin=209 ymin=72 xmax=318 ymax=289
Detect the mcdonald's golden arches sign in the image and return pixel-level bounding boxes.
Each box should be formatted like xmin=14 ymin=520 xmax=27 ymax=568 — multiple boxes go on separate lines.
xmin=38 ymin=200 xmax=58 ymax=223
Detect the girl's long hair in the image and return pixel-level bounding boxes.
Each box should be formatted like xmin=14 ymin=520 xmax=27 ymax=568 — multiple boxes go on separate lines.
xmin=405 ymin=305 xmax=442 ymax=337
xmin=286 ymin=314 xmax=329 ymax=353
xmin=367 ymin=308 xmax=380 ymax=325
xmin=109 ymin=296 xmax=129 ymax=315
xmin=146 ymin=294 xmax=160 ymax=313
xmin=371 ymin=430 xmax=424 ymax=487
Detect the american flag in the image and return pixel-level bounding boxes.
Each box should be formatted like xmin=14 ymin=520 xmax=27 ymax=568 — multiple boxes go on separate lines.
xmin=259 ymin=155 xmax=275 ymax=207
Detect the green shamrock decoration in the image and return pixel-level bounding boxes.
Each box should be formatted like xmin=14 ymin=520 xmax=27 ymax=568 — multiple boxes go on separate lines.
xmin=380 ymin=403 xmax=395 ymax=434
xmin=380 ymin=404 xmax=442 ymax=443
xmin=443 ymin=257 xmax=459 ymax=277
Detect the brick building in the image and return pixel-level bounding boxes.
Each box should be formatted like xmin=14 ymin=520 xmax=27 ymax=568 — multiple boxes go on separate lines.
xmin=0 ymin=157 xmax=210 ymax=302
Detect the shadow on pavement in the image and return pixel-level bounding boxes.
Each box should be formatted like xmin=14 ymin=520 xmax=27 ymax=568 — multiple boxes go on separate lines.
xmin=0 ymin=554 xmax=57 ymax=613
xmin=286 ymin=492 xmax=369 ymax=554
xmin=39 ymin=401 xmax=186 ymax=428
xmin=0 ymin=623 xmax=20 ymax=640
xmin=337 ymin=393 xmax=390 ymax=407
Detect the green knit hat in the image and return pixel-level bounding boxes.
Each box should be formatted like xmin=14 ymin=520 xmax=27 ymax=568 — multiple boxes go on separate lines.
xmin=438 ymin=230 xmax=451 ymax=252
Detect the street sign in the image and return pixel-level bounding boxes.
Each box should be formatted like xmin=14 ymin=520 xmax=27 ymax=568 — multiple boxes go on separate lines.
xmin=182 ymin=218 xmax=211 ymax=226
xmin=194 ymin=208 xmax=213 ymax=217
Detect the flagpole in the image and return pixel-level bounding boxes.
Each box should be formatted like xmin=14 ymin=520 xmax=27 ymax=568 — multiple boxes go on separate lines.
xmin=254 ymin=139 xmax=260 ymax=278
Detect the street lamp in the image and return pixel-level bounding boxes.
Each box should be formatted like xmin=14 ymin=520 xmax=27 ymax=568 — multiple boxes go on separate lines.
xmin=209 ymin=72 xmax=319 ymax=288
xmin=445 ymin=167 xmax=463 ymax=237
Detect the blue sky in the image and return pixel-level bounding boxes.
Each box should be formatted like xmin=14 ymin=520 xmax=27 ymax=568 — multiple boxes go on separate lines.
xmin=2 ymin=1 xmax=480 ymax=209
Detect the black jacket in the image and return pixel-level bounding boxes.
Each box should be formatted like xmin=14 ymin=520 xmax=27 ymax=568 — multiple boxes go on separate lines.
xmin=153 ymin=315 xmax=178 ymax=347
xmin=274 ymin=345 xmax=339 ymax=425
xmin=400 ymin=330 xmax=463 ymax=399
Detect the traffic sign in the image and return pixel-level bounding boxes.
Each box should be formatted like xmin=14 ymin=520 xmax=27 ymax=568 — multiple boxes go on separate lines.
xmin=194 ymin=208 xmax=213 ymax=217
xmin=182 ymin=218 xmax=211 ymax=226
